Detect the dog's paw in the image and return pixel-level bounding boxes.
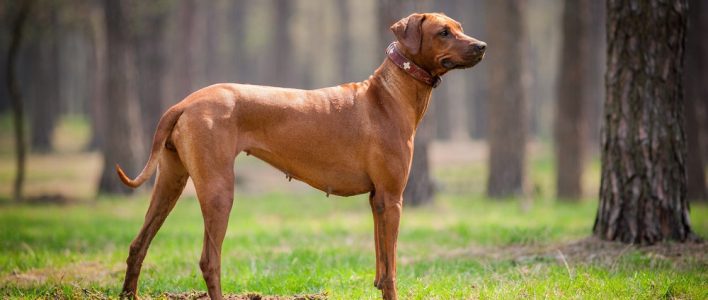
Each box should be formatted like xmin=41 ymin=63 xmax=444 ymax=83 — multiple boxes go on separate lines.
xmin=374 ymin=276 xmax=386 ymax=290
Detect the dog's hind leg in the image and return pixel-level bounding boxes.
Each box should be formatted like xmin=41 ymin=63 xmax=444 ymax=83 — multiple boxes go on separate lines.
xmin=187 ymin=152 xmax=235 ymax=300
xmin=120 ymin=150 xmax=188 ymax=299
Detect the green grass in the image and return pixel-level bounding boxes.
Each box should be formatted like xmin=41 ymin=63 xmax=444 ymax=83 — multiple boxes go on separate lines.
xmin=1 ymin=193 xmax=706 ymax=299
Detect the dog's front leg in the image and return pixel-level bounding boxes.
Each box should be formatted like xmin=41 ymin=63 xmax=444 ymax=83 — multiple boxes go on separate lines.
xmin=372 ymin=190 xmax=402 ymax=300
xmin=369 ymin=192 xmax=384 ymax=289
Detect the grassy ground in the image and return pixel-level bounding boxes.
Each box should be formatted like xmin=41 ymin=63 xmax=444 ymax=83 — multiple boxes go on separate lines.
xmin=1 ymin=193 xmax=706 ymax=299
xmin=0 ymin=116 xmax=707 ymax=299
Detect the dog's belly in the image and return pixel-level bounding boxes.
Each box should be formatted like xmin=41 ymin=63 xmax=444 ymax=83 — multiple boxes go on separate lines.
xmin=246 ymin=147 xmax=374 ymax=197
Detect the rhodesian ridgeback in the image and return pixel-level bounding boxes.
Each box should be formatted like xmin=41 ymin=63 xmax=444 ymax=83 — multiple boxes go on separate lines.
xmin=116 ymin=12 xmax=485 ymax=300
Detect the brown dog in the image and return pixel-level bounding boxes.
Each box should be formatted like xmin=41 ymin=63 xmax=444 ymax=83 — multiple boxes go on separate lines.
xmin=116 ymin=13 xmax=485 ymax=300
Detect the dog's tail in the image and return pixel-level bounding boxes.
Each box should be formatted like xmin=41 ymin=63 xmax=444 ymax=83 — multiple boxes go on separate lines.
xmin=116 ymin=106 xmax=184 ymax=188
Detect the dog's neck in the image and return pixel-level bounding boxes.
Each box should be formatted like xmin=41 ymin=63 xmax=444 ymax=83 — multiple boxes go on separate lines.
xmin=369 ymin=58 xmax=434 ymax=132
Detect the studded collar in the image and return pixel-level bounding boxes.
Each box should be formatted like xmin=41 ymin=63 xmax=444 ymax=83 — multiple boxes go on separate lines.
xmin=386 ymin=42 xmax=441 ymax=88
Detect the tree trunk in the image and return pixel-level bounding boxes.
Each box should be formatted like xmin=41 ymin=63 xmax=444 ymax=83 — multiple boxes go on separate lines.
xmin=98 ymin=0 xmax=146 ymax=195
xmin=404 ymin=119 xmax=435 ymax=206
xmin=684 ymin=0 xmax=707 ymax=202
xmin=685 ymin=0 xmax=708 ymax=167
xmin=230 ymin=0 xmax=248 ymax=83
xmin=486 ymin=0 xmax=528 ymax=198
xmin=29 ymin=8 xmax=60 ymax=153
xmin=377 ymin=0 xmax=401 ymax=54
xmin=554 ymin=0 xmax=590 ymax=200
xmin=173 ymin=0 xmax=196 ymax=100
xmin=455 ymin=0 xmax=488 ymax=140
xmin=87 ymin=0 xmax=107 ymax=151
xmin=594 ymin=0 xmax=697 ymax=244
xmin=134 ymin=2 xmax=169 ymax=145
xmin=6 ymin=0 xmax=33 ymax=202
xmin=273 ymin=0 xmax=293 ymax=87
xmin=336 ymin=0 xmax=352 ymax=83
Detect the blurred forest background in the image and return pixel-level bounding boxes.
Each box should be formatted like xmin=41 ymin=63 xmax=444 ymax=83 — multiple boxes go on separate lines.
xmin=1 ymin=0 xmax=708 ymax=298
xmin=1 ymin=0 xmax=706 ymax=204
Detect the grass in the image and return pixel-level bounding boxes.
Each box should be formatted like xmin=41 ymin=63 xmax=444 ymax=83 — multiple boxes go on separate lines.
xmin=0 ymin=116 xmax=706 ymax=299
xmin=0 ymin=193 xmax=706 ymax=299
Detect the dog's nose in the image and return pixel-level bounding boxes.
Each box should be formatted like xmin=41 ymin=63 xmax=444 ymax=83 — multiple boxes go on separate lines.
xmin=474 ymin=42 xmax=487 ymax=53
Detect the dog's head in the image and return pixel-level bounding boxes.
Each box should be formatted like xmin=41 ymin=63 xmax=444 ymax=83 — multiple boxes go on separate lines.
xmin=391 ymin=13 xmax=486 ymax=76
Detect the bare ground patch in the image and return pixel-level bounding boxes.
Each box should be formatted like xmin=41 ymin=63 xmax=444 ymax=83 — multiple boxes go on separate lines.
xmin=404 ymin=237 xmax=707 ymax=269
xmin=162 ymin=291 xmax=327 ymax=300
xmin=0 ymin=261 xmax=123 ymax=288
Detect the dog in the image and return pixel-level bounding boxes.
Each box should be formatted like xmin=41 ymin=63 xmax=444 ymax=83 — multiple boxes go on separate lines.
xmin=116 ymin=12 xmax=485 ymax=300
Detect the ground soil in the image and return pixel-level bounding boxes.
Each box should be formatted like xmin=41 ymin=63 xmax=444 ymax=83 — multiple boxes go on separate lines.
xmin=162 ymin=291 xmax=327 ymax=300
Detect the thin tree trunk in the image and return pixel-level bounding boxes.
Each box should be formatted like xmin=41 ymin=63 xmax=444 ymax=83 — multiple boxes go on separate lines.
xmin=230 ymin=0 xmax=248 ymax=83
xmin=174 ymin=0 xmax=195 ymax=100
xmin=457 ymin=0 xmax=488 ymax=140
xmin=134 ymin=4 xmax=168 ymax=144
xmin=554 ymin=0 xmax=590 ymax=200
xmin=273 ymin=0 xmax=293 ymax=87
xmin=594 ymin=0 xmax=697 ymax=244
xmin=404 ymin=119 xmax=435 ymax=206
xmin=29 ymin=8 xmax=60 ymax=153
xmin=684 ymin=0 xmax=707 ymax=202
xmin=87 ymin=0 xmax=106 ymax=151
xmin=486 ymin=0 xmax=528 ymax=198
xmin=377 ymin=0 xmax=400 ymax=54
xmin=7 ymin=0 xmax=33 ymax=202
xmin=336 ymin=0 xmax=352 ymax=83
xmin=98 ymin=0 xmax=146 ymax=195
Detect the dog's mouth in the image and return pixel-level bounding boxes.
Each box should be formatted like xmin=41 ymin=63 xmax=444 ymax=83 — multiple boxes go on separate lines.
xmin=441 ymin=54 xmax=484 ymax=70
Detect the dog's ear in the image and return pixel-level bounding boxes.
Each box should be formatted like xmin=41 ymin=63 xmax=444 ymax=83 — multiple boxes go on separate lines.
xmin=390 ymin=13 xmax=426 ymax=55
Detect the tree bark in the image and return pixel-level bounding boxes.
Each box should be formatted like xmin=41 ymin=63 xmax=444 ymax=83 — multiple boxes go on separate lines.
xmin=685 ymin=0 xmax=708 ymax=167
xmin=29 ymin=8 xmax=60 ymax=153
xmin=87 ymin=0 xmax=107 ymax=151
xmin=486 ymin=0 xmax=528 ymax=198
xmin=684 ymin=0 xmax=707 ymax=202
xmin=98 ymin=0 xmax=146 ymax=195
xmin=554 ymin=0 xmax=591 ymax=200
xmin=594 ymin=0 xmax=697 ymax=244
xmin=6 ymin=0 xmax=33 ymax=202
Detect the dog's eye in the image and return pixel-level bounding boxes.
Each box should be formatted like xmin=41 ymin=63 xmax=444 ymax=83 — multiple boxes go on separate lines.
xmin=439 ymin=29 xmax=449 ymax=37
